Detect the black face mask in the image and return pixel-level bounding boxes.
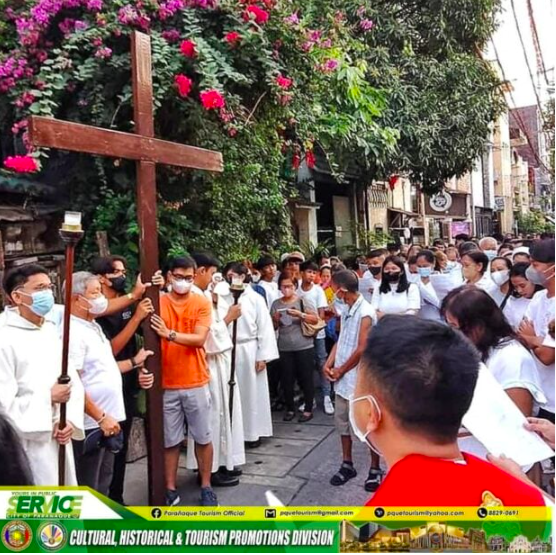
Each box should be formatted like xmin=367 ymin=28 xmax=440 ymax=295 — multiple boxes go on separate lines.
xmin=110 ymin=275 xmax=127 ymax=293
xmin=369 ymin=266 xmax=382 ymax=277
xmin=383 ymin=271 xmax=401 ymax=282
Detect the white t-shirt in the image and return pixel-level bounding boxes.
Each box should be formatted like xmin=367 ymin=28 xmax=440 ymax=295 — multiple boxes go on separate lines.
xmin=0 ymin=304 xmax=65 ymax=331
xmin=297 ymin=283 xmax=328 ymax=339
xmin=525 ymin=290 xmax=555 ymax=413
xmin=469 ymin=274 xmax=500 ymax=302
xmin=259 ymin=280 xmax=280 ymax=308
xmin=486 ymin=339 xmax=546 ymax=410
xmin=503 ymin=296 xmax=531 ymax=330
xmin=371 ymin=282 xmax=421 ymax=315
xmin=69 ymin=316 xmax=126 ymax=430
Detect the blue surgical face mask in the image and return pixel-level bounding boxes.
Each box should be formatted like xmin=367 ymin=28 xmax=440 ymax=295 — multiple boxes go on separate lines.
xmin=417 ymin=267 xmax=432 ymax=278
xmin=446 ymin=261 xmax=458 ymax=271
xmin=20 ymin=289 xmax=55 ymax=317
xmin=484 ymin=250 xmax=498 ymax=261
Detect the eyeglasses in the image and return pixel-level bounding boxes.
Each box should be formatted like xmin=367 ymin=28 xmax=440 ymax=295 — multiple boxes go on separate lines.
xmin=170 ymin=273 xmax=194 ymax=282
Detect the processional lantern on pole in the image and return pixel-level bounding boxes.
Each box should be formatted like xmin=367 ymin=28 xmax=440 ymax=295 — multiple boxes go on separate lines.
xmin=58 ymin=211 xmax=84 ymax=486
xmin=228 ymin=274 xmax=246 ymax=423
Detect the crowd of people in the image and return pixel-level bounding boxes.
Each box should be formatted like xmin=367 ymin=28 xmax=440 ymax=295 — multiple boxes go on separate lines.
xmin=0 ymin=231 xmax=554 ymax=508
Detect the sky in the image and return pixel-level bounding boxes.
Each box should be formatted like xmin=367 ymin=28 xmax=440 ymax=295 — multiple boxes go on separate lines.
xmin=485 ymin=0 xmax=554 ymax=108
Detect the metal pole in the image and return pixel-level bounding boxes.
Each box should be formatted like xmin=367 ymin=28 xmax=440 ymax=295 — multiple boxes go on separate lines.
xmin=58 ymin=216 xmax=84 ymax=485
xmin=228 ymin=288 xmax=243 ymax=422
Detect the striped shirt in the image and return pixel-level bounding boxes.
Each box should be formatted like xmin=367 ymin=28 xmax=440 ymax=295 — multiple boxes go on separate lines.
xmin=335 ymin=294 xmax=376 ymax=400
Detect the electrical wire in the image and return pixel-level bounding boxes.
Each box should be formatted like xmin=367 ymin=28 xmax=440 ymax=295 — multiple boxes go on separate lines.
xmin=509 ymin=0 xmax=550 ymax=127
xmin=490 ymin=39 xmax=552 ymax=175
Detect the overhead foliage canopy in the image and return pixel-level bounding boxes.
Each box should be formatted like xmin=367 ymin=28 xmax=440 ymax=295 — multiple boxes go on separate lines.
xmin=0 ymin=0 xmax=503 ymax=262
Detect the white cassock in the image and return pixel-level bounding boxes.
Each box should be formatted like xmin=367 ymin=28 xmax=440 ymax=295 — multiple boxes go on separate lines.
xmin=187 ymin=294 xmax=246 ymax=471
xmin=225 ymin=286 xmax=278 ymax=442
xmin=0 ymin=309 xmax=85 ymax=485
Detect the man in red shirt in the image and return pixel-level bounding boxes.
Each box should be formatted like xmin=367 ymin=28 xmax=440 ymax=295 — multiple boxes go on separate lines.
xmin=349 ymin=315 xmax=546 ymax=507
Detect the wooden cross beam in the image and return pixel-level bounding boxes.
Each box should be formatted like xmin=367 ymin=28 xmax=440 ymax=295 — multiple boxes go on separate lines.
xmin=28 ymin=31 xmax=224 ymax=506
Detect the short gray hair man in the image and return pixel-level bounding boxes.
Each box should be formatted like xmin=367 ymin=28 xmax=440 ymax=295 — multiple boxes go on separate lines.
xmin=63 ymin=271 xmax=99 ymax=298
xmin=479 ymin=237 xmax=497 ymax=251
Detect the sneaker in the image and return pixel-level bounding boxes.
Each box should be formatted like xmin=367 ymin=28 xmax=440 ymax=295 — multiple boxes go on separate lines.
xmin=165 ymin=489 xmax=180 ymax=506
xmin=298 ymin=399 xmax=317 ymax=412
xmin=323 ymin=396 xmax=334 ymax=415
xmin=364 ymin=469 xmax=383 ymax=492
xmin=200 ymin=487 xmax=218 ymax=506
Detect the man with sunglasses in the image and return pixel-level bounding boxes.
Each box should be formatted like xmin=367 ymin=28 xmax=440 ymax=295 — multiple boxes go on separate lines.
xmin=350 ymin=315 xmax=546 ymax=506
xmin=151 ymin=256 xmax=216 ymax=507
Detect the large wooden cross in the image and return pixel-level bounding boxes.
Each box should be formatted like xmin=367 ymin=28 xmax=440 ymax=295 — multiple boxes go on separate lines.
xmin=28 ymin=31 xmax=223 ymax=505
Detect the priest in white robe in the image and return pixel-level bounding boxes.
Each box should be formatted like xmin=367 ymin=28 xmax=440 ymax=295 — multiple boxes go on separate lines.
xmin=224 ymin=264 xmax=279 ymax=446
xmin=0 ymin=266 xmax=84 ymax=486
xmin=187 ymin=281 xmax=246 ymax=473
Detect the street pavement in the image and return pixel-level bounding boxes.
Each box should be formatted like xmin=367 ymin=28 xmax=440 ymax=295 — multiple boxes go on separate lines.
xmin=124 ymin=410 xmax=375 ymax=506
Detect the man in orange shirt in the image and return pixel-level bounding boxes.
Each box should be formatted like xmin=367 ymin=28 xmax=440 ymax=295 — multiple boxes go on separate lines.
xmin=150 ymin=257 xmax=216 ymax=506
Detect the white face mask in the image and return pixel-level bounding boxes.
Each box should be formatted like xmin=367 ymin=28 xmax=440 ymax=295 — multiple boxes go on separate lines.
xmin=251 ymin=273 xmax=261 ymax=284
xmin=86 ymin=294 xmax=109 ymax=315
xmin=348 ymin=394 xmax=383 ymax=456
xmin=491 ymin=269 xmax=510 ymax=287
xmin=173 ymin=279 xmax=192 ymax=295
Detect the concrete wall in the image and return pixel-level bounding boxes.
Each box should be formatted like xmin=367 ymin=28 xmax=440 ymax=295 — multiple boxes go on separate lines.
xmin=493 ymin=112 xmax=514 ymax=233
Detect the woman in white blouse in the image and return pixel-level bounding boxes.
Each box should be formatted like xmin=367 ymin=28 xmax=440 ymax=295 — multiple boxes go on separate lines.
xmin=461 ymin=251 xmax=497 ymax=297
xmin=443 ymin=286 xmax=546 ymax=481
xmin=372 ymin=256 xmax=421 ymax=319
xmin=442 ymin=285 xmax=545 ymax=417
xmin=489 ymin=256 xmax=512 ymax=307
xmin=415 ymin=250 xmax=441 ymax=321
xmin=504 ymin=262 xmax=544 ymax=330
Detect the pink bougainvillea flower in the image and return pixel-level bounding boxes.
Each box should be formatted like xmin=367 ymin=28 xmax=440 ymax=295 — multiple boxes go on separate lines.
xmin=86 ymin=0 xmax=103 ymax=11
xmin=360 ymin=18 xmax=374 ymax=31
xmin=275 ymin=75 xmax=293 ymax=89
xmin=243 ymin=5 xmax=269 ymax=25
xmin=320 ymin=58 xmax=339 ymax=72
xmin=95 ymin=46 xmax=113 ymax=59
xmin=162 ymin=29 xmax=181 ymax=43
xmin=284 ymin=12 xmax=299 ymax=25
xmin=179 ymin=39 xmax=197 ymax=58
xmin=200 ymin=89 xmax=225 ymax=110
xmin=4 ymin=155 xmax=38 ymax=173
xmin=175 ymin=74 xmax=193 ymax=97
xmin=224 ymin=31 xmax=241 ymax=45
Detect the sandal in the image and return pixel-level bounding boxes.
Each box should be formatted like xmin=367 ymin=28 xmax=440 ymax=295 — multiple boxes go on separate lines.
xmin=283 ymin=411 xmax=295 ymax=422
xmin=364 ymin=468 xmax=383 ymax=492
xmin=298 ymin=412 xmax=313 ymax=423
xmin=330 ymin=463 xmax=357 ymax=486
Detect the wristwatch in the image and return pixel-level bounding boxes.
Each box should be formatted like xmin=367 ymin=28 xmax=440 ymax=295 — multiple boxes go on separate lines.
xmin=167 ymin=330 xmax=177 ymax=342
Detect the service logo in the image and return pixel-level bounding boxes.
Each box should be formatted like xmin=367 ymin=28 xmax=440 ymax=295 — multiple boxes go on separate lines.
xmin=37 ymin=523 xmax=67 ymax=552
xmin=7 ymin=493 xmax=83 ymax=519
xmin=1 ymin=521 xmax=33 ymax=552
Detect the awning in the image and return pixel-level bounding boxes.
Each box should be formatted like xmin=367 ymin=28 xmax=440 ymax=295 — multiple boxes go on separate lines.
xmin=0 ymin=205 xmax=60 ymax=222
xmin=388 ymin=207 xmax=419 ymax=217
xmin=0 ymin=172 xmax=56 ymax=197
